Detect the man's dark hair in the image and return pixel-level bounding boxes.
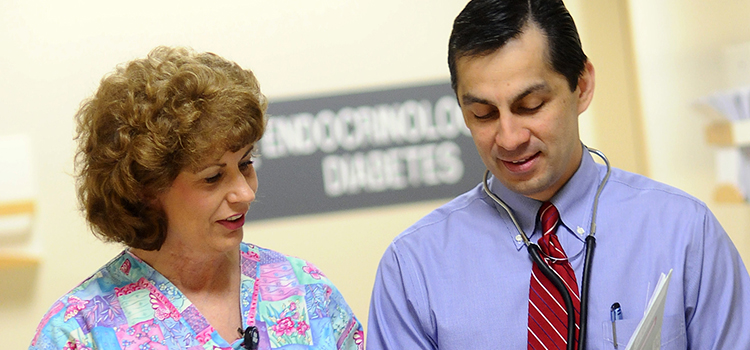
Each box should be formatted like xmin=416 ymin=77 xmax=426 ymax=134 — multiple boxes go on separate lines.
xmin=448 ymin=0 xmax=587 ymax=92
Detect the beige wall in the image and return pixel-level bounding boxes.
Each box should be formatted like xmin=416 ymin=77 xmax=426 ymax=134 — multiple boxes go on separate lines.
xmin=627 ymin=0 xmax=750 ymax=263
xmin=0 ymin=1 xmax=469 ymax=347
xmin=2 ymin=1 xmax=750 ymax=349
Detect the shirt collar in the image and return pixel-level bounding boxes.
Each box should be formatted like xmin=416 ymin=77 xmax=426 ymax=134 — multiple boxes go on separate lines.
xmin=485 ymin=173 xmax=540 ymax=250
xmin=483 ymin=145 xmax=602 ymax=250
xmin=552 ymin=146 xmax=602 ymax=241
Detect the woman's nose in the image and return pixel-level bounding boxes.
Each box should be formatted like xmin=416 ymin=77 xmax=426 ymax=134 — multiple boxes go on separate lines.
xmin=227 ymin=172 xmax=256 ymax=204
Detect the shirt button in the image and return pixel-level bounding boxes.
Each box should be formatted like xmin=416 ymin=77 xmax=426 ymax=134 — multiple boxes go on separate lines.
xmin=515 ymin=234 xmax=523 ymax=242
xmin=577 ymin=226 xmax=585 ymax=235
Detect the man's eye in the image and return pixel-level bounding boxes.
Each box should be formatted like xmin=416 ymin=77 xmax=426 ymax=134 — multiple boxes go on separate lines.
xmin=517 ymin=102 xmax=544 ymax=113
xmin=472 ymin=110 xmax=495 ymax=119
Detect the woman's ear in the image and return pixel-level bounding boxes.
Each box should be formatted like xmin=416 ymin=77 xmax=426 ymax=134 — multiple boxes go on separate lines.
xmin=141 ymin=189 xmax=162 ymax=211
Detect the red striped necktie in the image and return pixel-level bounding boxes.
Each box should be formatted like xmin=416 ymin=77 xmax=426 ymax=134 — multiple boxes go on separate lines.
xmin=527 ymin=201 xmax=580 ymax=349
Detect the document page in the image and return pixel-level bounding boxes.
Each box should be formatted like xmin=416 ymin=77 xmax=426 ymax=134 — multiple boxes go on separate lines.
xmin=625 ymin=269 xmax=673 ymax=350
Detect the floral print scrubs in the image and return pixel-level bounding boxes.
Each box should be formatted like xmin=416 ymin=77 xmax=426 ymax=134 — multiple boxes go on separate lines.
xmin=29 ymin=243 xmax=364 ymax=350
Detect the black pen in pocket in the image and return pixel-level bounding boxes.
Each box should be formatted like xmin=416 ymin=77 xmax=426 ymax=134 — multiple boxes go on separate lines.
xmin=610 ymin=302 xmax=623 ymax=349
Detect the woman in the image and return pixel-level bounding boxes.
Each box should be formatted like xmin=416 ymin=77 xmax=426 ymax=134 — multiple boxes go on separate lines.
xmin=30 ymin=46 xmax=363 ymax=350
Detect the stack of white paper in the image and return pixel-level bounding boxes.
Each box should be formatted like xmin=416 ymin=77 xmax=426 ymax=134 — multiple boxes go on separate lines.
xmin=698 ymin=85 xmax=750 ymax=202
xmin=713 ymin=148 xmax=750 ymax=201
xmin=625 ymin=269 xmax=673 ymax=350
xmin=699 ymin=86 xmax=750 ymax=121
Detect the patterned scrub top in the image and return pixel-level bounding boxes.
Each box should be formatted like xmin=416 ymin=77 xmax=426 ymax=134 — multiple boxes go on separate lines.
xmin=29 ymin=242 xmax=364 ymax=350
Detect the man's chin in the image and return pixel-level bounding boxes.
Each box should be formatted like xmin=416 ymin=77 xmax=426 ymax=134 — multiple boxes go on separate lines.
xmin=495 ymin=175 xmax=555 ymax=201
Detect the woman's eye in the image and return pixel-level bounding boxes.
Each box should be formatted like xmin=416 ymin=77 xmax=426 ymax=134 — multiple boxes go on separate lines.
xmin=205 ymin=173 xmax=222 ymax=184
xmin=239 ymin=159 xmax=256 ymax=176
xmin=239 ymin=159 xmax=254 ymax=170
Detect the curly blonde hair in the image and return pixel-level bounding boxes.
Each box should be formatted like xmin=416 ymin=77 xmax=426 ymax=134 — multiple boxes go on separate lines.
xmin=75 ymin=46 xmax=267 ymax=250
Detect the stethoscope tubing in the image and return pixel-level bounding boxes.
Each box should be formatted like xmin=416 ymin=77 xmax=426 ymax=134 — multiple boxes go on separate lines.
xmin=578 ymin=235 xmax=596 ymax=350
xmin=528 ymin=243 xmax=577 ymax=350
xmin=482 ymin=146 xmax=610 ymax=350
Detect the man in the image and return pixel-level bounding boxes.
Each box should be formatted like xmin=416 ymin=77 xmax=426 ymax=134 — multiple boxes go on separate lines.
xmin=367 ymin=0 xmax=750 ymax=349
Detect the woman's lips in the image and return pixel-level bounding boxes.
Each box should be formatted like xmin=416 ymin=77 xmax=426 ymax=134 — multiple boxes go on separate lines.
xmin=218 ymin=213 xmax=245 ymax=230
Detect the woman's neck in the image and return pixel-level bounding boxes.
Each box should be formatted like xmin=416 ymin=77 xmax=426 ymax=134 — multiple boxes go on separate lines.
xmin=130 ymin=242 xmax=243 ymax=342
xmin=130 ymin=242 xmax=240 ymax=294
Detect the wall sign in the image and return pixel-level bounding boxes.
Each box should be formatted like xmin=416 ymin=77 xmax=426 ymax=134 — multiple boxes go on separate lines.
xmin=248 ymin=81 xmax=486 ymax=221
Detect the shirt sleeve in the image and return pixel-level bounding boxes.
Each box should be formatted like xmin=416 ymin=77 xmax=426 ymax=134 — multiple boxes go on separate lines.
xmin=28 ymin=304 xmax=84 ymax=350
xmin=367 ymin=244 xmax=436 ymax=350
xmin=684 ymin=208 xmax=750 ymax=349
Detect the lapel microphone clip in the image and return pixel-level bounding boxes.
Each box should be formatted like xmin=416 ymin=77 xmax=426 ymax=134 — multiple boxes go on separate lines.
xmin=239 ymin=326 xmax=259 ymax=350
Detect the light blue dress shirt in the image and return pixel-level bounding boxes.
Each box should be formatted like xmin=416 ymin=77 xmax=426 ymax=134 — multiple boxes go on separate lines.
xmin=367 ymin=148 xmax=750 ymax=349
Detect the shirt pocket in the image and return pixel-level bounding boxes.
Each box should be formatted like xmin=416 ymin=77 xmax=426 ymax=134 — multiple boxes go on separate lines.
xmin=601 ymin=315 xmax=686 ymax=349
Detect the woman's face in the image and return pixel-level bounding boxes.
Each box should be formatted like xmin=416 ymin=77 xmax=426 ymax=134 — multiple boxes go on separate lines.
xmin=156 ymin=144 xmax=258 ymax=256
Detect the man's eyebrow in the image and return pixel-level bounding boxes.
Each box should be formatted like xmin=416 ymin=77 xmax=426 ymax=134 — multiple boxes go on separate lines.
xmin=513 ymin=83 xmax=548 ymax=103
xmin=460 ymin=93 xmax=492 ymax=106
xmin=460 ymin=83 xmax=549 ymax=106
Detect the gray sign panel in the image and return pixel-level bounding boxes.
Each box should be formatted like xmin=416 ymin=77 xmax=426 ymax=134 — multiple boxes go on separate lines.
xmin=248 ymin=81 xmax=486 ymax=221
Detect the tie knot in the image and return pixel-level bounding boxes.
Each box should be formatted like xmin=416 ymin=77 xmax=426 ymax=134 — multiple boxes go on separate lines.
xmin=538 ymin=201 xmax=559 ymax=237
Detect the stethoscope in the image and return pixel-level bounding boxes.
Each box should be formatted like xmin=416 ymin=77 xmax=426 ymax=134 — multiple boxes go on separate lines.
xmin=482 ymin=147 xmax=611 ymax=350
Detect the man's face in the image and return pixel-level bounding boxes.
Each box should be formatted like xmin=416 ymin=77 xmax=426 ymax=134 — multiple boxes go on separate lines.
xmin=455 ymin=25 xmax=595 ymax=201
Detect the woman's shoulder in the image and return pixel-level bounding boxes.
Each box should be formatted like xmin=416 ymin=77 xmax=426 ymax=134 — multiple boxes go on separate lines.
xmin=29 ymin=250 xmax=141 ymax=349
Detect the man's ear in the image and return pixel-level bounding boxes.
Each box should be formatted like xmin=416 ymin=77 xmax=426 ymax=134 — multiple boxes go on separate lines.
xmin=576 ymin=60 xmax=596 ymax=115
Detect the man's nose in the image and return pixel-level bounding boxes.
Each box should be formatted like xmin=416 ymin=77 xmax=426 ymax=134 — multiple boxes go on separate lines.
xmin=495 ymin=115 xmax=531 ymax=151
